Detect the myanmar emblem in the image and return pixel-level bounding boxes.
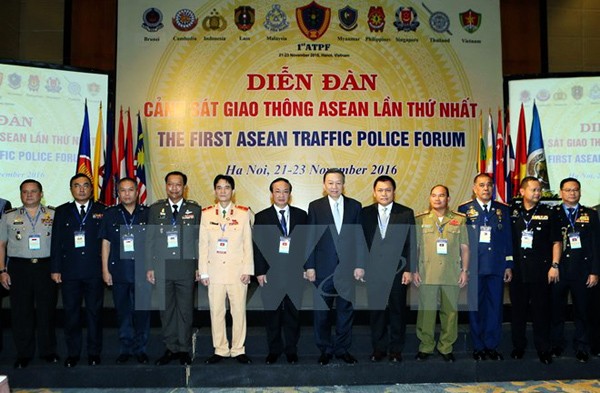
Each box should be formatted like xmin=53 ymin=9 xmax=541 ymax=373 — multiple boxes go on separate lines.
xmin=264 ymin=4 xmax=289 ymax=32
xmin=460 ymin=9 xmax=481 ymax=33
xmin=142 ymin=8 xmax=164 ymax=32
xmin=338 ymin=5 xmax=358 ymax=31
xmin=296 ymin=1 xmax=331 ymax=40
xmin=8 ymin=73 xmax=21 ymax=89
xmin=394 ymin=6 xmax=420 ymax=32
xmin=235 ymin=6 xmax=255 ymax=31
xmin=172 ymin=9 xmax=198 ymax=32
xmin=367 ymin=6 xmax=385 ymax=32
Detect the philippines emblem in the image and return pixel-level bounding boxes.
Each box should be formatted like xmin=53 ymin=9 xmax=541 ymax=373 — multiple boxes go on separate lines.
xmin=338 ymin=5 xmax=358 ymax=31
xmin=202 ymin=9 xmax=227 ymax=31
xmin=264 ymin=4 xmax=289 ymax=32
xmin=142 ymin=8 xmax=164 ymax=32
xmin=572 ymin=85 xmax=583 ymax=100
xmin=28 ymin=75 xmax=40 ymax=92
xmin=8 ymin=73 xmax=21 ymax=89
xmin=296 ymin=1 xmax=331 ymax=41
xmin=45 ymin=77 xmax=61 ymax=93
xmin=235 ymin=6 xmax=255 ymax=31
xmin=367 ymin=6 xmax=385 ymax=32
xmin=459 ymin=9 xmax=481 ymax=33
xmin=172 ymin=9 xmax=198 ymax=32
xmin=394 ymin=6 xmax=420 ymax=32
xmin=422 ymin=3 xmax=451 ymax=35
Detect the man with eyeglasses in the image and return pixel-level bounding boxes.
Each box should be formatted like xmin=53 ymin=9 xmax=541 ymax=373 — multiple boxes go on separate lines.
xmin=550 ymin=178 xmax=599 ymax=363
xmin=51 ymin=173 xmax=106 ymax=367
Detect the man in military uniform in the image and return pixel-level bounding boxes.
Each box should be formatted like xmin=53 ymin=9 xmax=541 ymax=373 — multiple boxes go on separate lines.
xmin=200 ymin=174 xmax=254 ymax=365
xmin=509 ymin=176 xmax=561 ymax=364
xmin=0 ymin=179 xmax=58 ymax=368
xmin=100 ymin=177 xmax=151 ymax=364
xmin=414 ymin=185 xmax=469 ymax=362
xmin=550 ymin=178 xmax=599 ymax=362
xmin=458 ymin=173 xmax=513 ymax=361
xmin=51 ymin=173 xmax=105 ymax=367
xmin=146 ymin=171 xmax=201 ymax=366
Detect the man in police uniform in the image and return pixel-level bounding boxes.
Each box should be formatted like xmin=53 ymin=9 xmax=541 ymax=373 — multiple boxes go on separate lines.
xmin=509 ymin=176 xmax=561 ymax=364
xmin=100 ymin=177 xmax=151 ymax=364
xmin=147 ymin=171 xmax=201 ymax=366
xmin=550 ymin=178 xmax=599 ymax=362
xmin=414 ymin=185 xmax=469 ymax=362
xmin=0 ymin=179 xmax=58 ymax=368
xmin=458 ymin=173 xmax=513 ymax=361
xmin=200 ymin=174 xmax=254 ymax=365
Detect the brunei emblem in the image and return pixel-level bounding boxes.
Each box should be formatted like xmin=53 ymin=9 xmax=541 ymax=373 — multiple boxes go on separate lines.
xmin=142 ymin=7 xmax=164 ymax=32
xmin=459 ymin=9 xmax=481 ymax=33
xmin=367 ymin=6 xmax=385 ymax=32
xmin=572 ymin=85 xmax=583 ymax=100
xmin=235 ymin=6 xmax=255 ymax=31
xmin=172 ymin=9 xmax=198 ymax=32
xmin=264 ymin=4 xmax=289 ymax=32
xmin=338 ymin=5 xmax=358 ymax=31
xmin=202 ymin=8 xmax=227 ymax=31
xmin=394 ymin=6 xmax=420 ymax=32
xmin=296 ymin=1 xmax=331 ymax=41
xmin=28 ymin=75 xmax=40 ymax=92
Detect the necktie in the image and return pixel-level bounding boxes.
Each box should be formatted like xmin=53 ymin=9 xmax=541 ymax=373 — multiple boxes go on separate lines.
xmin=568 ymin=207 xmax=575 ymax=221
xmin=172 ymin=204 xmax=179 ymax=220
xmin=483 ymin=204 xmax=488 ymax=213
xmin=222 ymin=209 xmax=227 ymax=218
xmin=380 ymin=207 xmax=388 ymax=238
xmin=80 ymin=204 xmax=86 ymax=218
xmin=279 ymin=210 xmax=287 ymax=236
xmin=333 ymin=201 xmax=342 ymax=234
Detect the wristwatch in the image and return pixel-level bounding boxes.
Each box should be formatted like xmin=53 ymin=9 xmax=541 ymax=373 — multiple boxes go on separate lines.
xmin=551 ymin=262 xmax=560 ymax=269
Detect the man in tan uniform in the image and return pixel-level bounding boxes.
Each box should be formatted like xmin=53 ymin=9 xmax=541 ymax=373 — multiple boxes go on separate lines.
xmin=199 ymin=174 xmax=254 ymax=364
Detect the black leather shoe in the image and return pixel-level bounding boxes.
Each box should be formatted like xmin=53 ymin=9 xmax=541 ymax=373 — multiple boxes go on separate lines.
xmin=155 ymin=350 xmax=179 ymax=365
xmin=389 ymin=352 xmax=402 ymax=362
xmin=510 ymin=348 xmax=524 ymax=359
xmin=440 ymin=352 xmax=455 ymax=362
xmin=551 ymin=347 xmax=563 ymax=357
xmin=88 ymin=355 xmax=101 ymax=366
xmin=576 ymin=350 xmax=589 ymax=363
xmin=318 ymin=353 xmax=332 ymax=365
xmin=336 ymin=352 xmax=358 ymax=364
xmin=415 ymin=352 xmax=430 ymax=361
xmin=370 ymin=350 xmax=386 ymax=362
xmin=42 ymin=353 xmax=60 ymax=363
xmin=179 ymin=352 xmax=192 ymax=365
xmin=205 ymin=354 xmax=224 ymax=364
xmin=116 ymin=354 xmax=130 ymax=364
xmin=235 ymin=354 xmax=252 ymax=364
xmin=286 ymin=353 xmax=298 ymax=364
xmin=485 ymin=349 xmax=503 ymax=360
xmin=14 ymin=357 xmax=31 ymax=369
xmin=472 ymin=350 xmax=486 ymax=361
xmin=265 ymin=353 xmax=279 ymax=364
xmin=538 ymin=351 xmax=552 ymax=365
xmin=136 ymin=353 xmax=149 ymax=364
xmin=64 ymin=356 xmax=79 ymax=368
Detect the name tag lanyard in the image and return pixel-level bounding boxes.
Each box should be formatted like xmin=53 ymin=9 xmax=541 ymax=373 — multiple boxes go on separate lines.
xmin=73 ymin=204 xmax=91 ymax=231
xmin=120 ymin=208 xmax=136 ymax=234
xmin=435 ymin=219 xmax=448 ymax=255
xmin=25 ymin=208 xmax=42 ymax=232
xmin=25 ymin=208 xmax=43 ymax=249
xmin=520 ymin=205 xmax=539 ymax=233
xmin=120 ymin=208 xmax=136 ymax=252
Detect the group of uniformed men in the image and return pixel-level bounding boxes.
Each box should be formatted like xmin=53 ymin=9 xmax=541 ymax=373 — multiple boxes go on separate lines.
xmin=0 ymin=170 xmax=598 ymax=370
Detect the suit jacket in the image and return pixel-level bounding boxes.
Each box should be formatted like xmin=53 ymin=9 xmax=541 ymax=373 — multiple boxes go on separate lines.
xmin=458 ymin=199 xmax=513 ymax=276
xmin=198 ymin=204 xmax=254 ymax=284
xmin=253 ymin=205 xmax=308 ymax=276
xmin=51 ymin=201 xmax=105 ymax=280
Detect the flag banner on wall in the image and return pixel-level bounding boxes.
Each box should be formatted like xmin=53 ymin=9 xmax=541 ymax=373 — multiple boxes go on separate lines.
xmin=76 ymin=100 xmax=93 ymax=179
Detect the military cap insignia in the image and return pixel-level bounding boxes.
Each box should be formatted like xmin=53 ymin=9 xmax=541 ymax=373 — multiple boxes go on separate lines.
xmin=296 ymin=1 xmax=331 ymax=40
xmin=338 ymin=5 xmax=358 ymax=31
xmin=459 ymin=9 xmax=481 ymax=33
xmin=173 ymin=9 xmax=198 ymax=32
xmin=367 ymin=6 xmax=385 ymax=32
xmin=264 ymin=4 xmax=289 ymax=32
xmin=142 ymin=7 xmax=164 ymax=32
xmin=394 ymin=6 xmax=420 ymax=32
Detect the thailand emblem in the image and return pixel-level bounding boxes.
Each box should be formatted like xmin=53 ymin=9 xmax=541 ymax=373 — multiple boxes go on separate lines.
xmin=367 ymin=6 xmax=385 ymax=32
xmin=235 ymin=6 xmax=255 ymax=31
xmin=338 ymin=5 xmax=358 ymax=31
xmin=422 ymin=3 xmax=451 ymax=35
xmin=459 ymin=9 xmax=481 ymax=33
xmin=296 ymin=1 xmax=331 ymax=41
xmin=264 ymin=4 xmax=289 ymax=32
xmin=142 ymin=8 xmax=164 ymax=32
xmin=173 ymin=9 xmax=198 ymax=32
xmin=394 ymin=6 xmax=420 ymax=32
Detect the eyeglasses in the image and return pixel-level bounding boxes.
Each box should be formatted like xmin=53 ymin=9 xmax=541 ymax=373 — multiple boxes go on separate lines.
xmin=561 ymin=188 xmax=580 ymax=193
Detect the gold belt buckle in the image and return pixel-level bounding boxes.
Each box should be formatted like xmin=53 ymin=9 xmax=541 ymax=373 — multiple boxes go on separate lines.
xmin=31 ymin=258 xmax=39 ymax=264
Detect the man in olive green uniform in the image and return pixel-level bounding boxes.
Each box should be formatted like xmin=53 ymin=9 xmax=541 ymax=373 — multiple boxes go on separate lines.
xmin=414 ymin=185 xmax=469 ymax=362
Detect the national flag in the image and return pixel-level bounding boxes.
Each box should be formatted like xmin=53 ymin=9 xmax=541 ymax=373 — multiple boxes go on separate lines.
xmin=484 ymin=110 xmax=495 ymax=177
xmin=477 ymin=110 xmax=486 ymax=173
xmin=514 ymin=103 xmax=528 ymax=190
xmin=505 ymin=114 xmax=516 ymax=198
xmin=135 ymin=112 xmax=147 ymax=204
xmin=117 ymin=107 xmax=126 ymax=178
xmin=101 ymin=104 xmax=117 ymax=206
xmin=92 ymin=102 xmax=104 ymax=201
xmin=76 ymin=100 xmax=93 ymax=179
xmin=494 ymin=109 xmax=506 ymax=203
xmin=527 ymin=101 xmax=550 ymax=192
xmin=125 ymin=108 xmax=135 ymax=178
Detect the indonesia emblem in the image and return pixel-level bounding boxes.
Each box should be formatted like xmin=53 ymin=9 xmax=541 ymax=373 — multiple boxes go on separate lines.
xmin=264 ymin=4 xmax=289 ymax=32
xmin=235 ymin=6 xmax=255 ymax=31
xmin=172 ymin=9 xmax=198 ymax=32
xmin=460 ymin=9 xmax=481 ymax=33
xmin=367 ymin=6 xmax=385 ymax=32
xmin=202 ymin=9 xmax=227 ymax=31
xmin=338 ymin=5 xmax=358 ymax=31
xmin=296 ymin=1 xmax=331 ymax=41
xmin=142 ymin=8 xmax=164 ymax=32
xmin=394 ymin=6 xmax=420 ymax=32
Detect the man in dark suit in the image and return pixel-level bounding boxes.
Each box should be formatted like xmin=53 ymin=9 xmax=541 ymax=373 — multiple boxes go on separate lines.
xmin=458 ymin=173 xmax=513 ymax=361
xmin=254 ymin=178 xmax=307 ymax=364
xmin=304 ymin=168 xmax=365 ymax=365
xmin=51 ymin=173 xmax=105 ymax=367
xmin=361 ymin=175 xmax=415 ymax=363
xmin=146 ymin=171 xmax=201 ymax=366
xmin=550 ymin=177 xmax=599 ymax=362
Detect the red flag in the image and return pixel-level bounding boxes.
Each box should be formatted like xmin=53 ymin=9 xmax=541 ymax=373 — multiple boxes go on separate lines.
xmin=515 ymin=103 xmax=528 ymax=190
xmin=125 ymin=109 xmax=135 ymax=178
xmin=117 ymin=107 xmax=126 ymax=178
xmin=494 ymin=109 xmax=506 ymax=203
xmin=101 ymin=104 xmax=117 ymax=206
xmin=505 ymin=114 xmax=516 ymax=198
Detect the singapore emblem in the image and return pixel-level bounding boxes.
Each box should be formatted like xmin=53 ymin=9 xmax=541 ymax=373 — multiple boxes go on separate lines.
xmin=367 ymin=6 xmax=385 ymax=32
xmin=394 ymin=6 xmax=420 ymax=32
xmin=459 ymin=9 xmax=481 ymax=33
xmin=296 ymin=1 xmax=331 ymax=41
xmin=142 ymin=7 xmax=164 ymax=32
xmin=172 ymin=9 xmax=198 ymax=32
xmin=338 ymin=5 xmax=358 ymax=31
xmin=235 ymin=6 xmax=255 ymax=31
xmin=202 ymin=9 xmax=227 ymax=31
xmin=264 ymin=4 xmax=289 ymax=32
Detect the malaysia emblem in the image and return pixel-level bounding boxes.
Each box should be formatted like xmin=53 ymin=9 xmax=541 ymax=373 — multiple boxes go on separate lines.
xmin=235 ymin=6 xmax=255 ymax=31
xmin=394 ymin=6 xmax=420 ymax=32
xmin=590 ymin=84 xmax=600 ymax=100
xmin=202 ymin=9 xmax=227 ymax=31
xmin=460 ymin=9 xmax=481 ymax=33
xmin=8 ymin=73 xmax=21 ymax=89
xmin=339 ymin=5 xmax=358 ymax=31
xmin=88 ymin=82 xmax=100 ymax=96
xmin=572 ymin=85 xmax=583 ymax=100
xmin=264 ymin=4 xmax=289 ymax=32
xmin=367 ymin=6 xmax=385 ymax=32
xmin=45 ymin=77 xmax=61 ymax=93
xmin=296 ymin=1 xmax=331 ymax=41
xmin=142 ymin=8 xmax=164 ymax=32
xmin=173 ymin=9 xmax=198 ymax=32
xmin=28 ymin=75 xmax=40 ymax=92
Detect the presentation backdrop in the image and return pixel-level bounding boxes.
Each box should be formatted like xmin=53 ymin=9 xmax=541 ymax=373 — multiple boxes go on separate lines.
xmin=116 ymin=0 xmax=503 ymax=212
xmin=0 ymin=63 xmax=108 ymax=206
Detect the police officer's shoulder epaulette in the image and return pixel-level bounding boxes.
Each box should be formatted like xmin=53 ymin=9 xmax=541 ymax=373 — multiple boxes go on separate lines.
xmin=415 ymin=210 xmax=429 ymax=218
xmin=202 ymin=205 xmax=212 ymax=212
xmin=452 ymin=210 xmax=466 ymax=217
xmin=46 ymin=205 xmax=56 ymax=210
xmin=185 ymin=199 xmax=200 ymax=206
xmin=151 ymin=199 xmax=167 ymax=206
xmin=495 ymin=200 xmax=509 ymax=207
xmin=236 ymin=205 xmax=250 ymax=211
xmin=589 ymin=205 xmax=597 ymax=211
xmin=458 ymin=199 xmax=473 ymax=207
xmin=4 ymin=207 xmax=17 ymax=214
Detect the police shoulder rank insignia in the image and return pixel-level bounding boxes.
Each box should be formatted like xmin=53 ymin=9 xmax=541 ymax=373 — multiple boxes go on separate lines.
xmin=264 ymin=4 xmax=289 ymax=32
xmin=394 ymin=6 xmax=420 ymax=32
xmin=367 ymin=6 xmax=385 ymax=32
xmin=296 ymin=1 xmax=331 ymax=41
xmin=142 ymin=8 xmax=164 ymax=32
xmin=173 ymin=8 xmax=198 ymax=32
xmin=459 ymin=9 xmax=481 ymax=33
xmin=338 ymin=5 xmax=358 ymax=31
xmin=235 ymin=6 xmax=255 ymax=31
